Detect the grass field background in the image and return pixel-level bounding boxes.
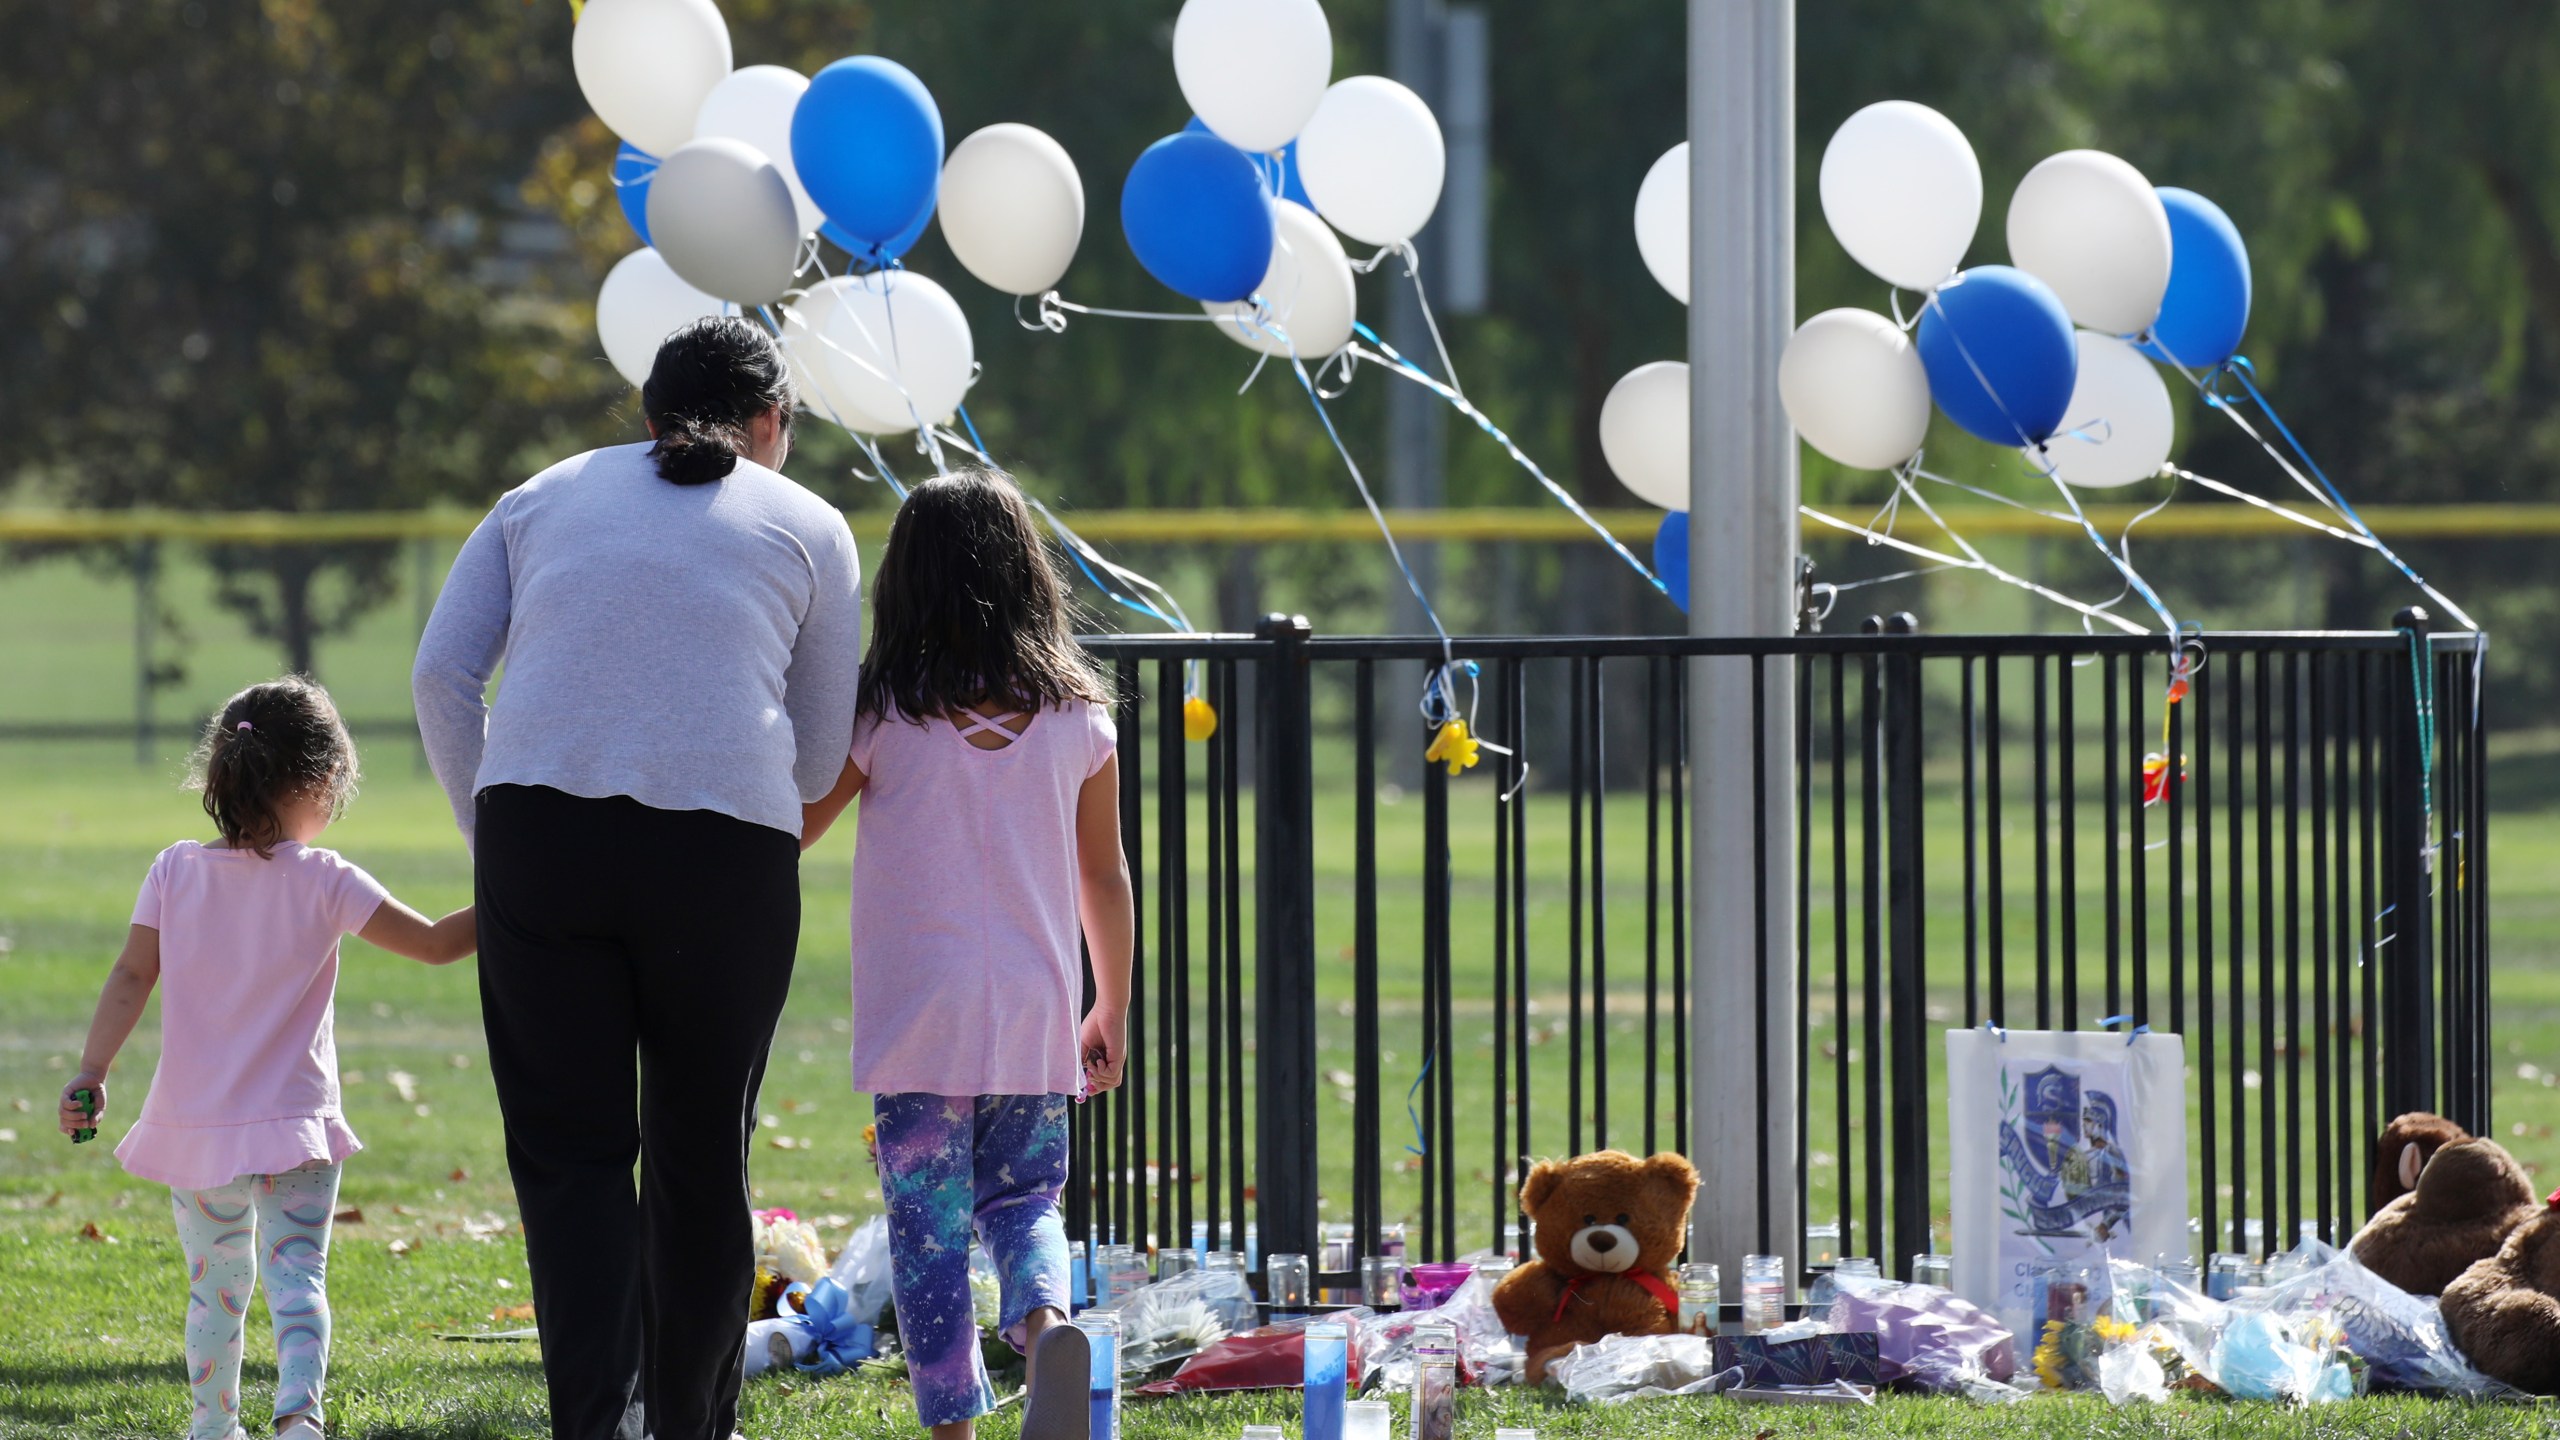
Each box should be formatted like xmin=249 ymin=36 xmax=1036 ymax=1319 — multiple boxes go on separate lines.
xmin=3 ymin=533 xmax=2557 ymax=1436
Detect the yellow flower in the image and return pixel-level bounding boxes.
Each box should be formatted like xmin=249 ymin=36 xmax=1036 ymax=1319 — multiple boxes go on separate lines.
xmin=2032 ymin=1320 xmax=2068 ymax=1390
xmin=1183 ymin=695 xmax=1219 ymax=743
xmin=1424 ymin=719 xmax=1481 ymax=776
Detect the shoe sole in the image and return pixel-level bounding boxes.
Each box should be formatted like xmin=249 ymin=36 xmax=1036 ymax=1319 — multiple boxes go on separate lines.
xmin=1020 ymin=1323 xmax=1093 ymax=1440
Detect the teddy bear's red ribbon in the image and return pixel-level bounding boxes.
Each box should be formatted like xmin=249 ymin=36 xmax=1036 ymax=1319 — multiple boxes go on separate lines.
xmin=1552 ymin=1269 xmax=1682 ymax=1325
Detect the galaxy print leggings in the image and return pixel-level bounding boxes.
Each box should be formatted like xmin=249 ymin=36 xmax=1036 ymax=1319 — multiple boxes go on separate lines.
xmin=171 ymin=1162 xmax=340 ymax=1440
xmin=873 ymin=1093 xmax=1073 ymax=1426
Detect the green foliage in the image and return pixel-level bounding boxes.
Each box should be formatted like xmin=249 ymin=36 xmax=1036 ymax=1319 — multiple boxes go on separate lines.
xmin=9 ymin=0 xmax=2560 ymax=678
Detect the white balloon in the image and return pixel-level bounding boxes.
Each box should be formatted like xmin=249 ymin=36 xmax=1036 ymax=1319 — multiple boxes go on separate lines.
xmin=572 ymin=0 xmax=732 ymax=158
xmin=938 ymin=124 xmax=1085 ymax=296
xmin=1818 ymin=100 xmax=1982 ymax=292
xmin=646 ymin=138 xmax=802 ymax=306
xmin=1203 ymin=199 xmax=1356 ymax=358
xmin=2007 ymin=150 xmax=2174 ymax=336
xmin=693 ymin=65 xmax=821 ymax=237
xmin=1599 ymin=361 xmax=1690 ymax=511
xmin=1295 ymin=76 xmax=1444 ymax=247
xmin=784 ymin=271 xmax=974 ymax=436
xmin=596 ymin=248 xmax=724 ymax=390
xmin=1634 ymin=142 xmax=1688 ymax=304
xmin=1174 ymin=0 xmax=1332 ymax=153
xmin=1778 ymin=309 xmax=1932 ymax=471
xmin=2041 ymin=331 xmax=2175 ymax=488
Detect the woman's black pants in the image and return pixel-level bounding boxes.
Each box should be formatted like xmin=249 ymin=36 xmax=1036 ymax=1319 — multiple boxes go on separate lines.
xmin=474 ymin=784 xmax=800 ymax=1440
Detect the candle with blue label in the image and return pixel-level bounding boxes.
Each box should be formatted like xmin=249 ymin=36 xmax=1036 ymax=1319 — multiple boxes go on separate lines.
xmin=1303 ymin=1320 xmax=1349 ymax=1440
xmin=1078 ymin=1312 xmax=1120 ymax=1440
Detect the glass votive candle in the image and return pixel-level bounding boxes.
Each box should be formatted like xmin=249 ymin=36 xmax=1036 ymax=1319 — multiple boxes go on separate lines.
xmin=2206 ymin=1252 xmax=2247 ymax=1301
xmin=1206 ymin=1249 xmax=1249 ymax=1276
xmin=1677 ymin=1261 xmax=1720 ymax=1336
xmin=1361 ymin=1255 xmax=1405 ymax=1310
xmin=1157 ymin=1248 xmax=1200 ymax=1280
xmin=1804 ymin=1221 xmax=1841 ymax=1267
xmin=1410 ymin=1323 xmax=1457 ymax=1440
xmin=1069 ymin=1240 xmax=1090 ymax=1312
xmin=1303 ymin=1321 xmax=1349 ymax=1440
xmin=1267 ymin=1252 xmax=1312 ymax=1314
xmin=1241 ymin=1428 xmax=1285 ymax=1440
xmin=1910 ymin=1253 xmax=1953 ymax=1288
xmin=1741 ymin=1253 xmax=1786 ymax=1335
xmin=1344 ymin=1399 xmax=1392 ymax=1440
xmin=1078 ymin=1311 xmax=1121 ymax=1440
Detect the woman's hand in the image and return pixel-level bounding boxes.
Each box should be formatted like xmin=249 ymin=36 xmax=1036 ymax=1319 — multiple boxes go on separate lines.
xmin=58 ymin=1072 xmax=106 ymax=1138
xmin=1079 ymin=1007 xmax=1128 ymax=1093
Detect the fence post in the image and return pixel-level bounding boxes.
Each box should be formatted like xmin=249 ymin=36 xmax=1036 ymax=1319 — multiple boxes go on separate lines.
xmin=1882 ymin=613 xmax=1931 ymax=1277
xmin=132 ymin=538 xmax=159 ymax=765
xmin=1254 ymin=613 xmax=1319 ymax=1268
xmin=2380 ymin=607 xmax=2437 ymax=1122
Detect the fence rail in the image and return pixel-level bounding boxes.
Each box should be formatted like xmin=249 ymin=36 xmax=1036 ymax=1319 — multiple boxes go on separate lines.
xmin=1066 ymin=615 xmax=2489 ymax=1288
xmin=10 ymin=502 xmax=2560 ymax=545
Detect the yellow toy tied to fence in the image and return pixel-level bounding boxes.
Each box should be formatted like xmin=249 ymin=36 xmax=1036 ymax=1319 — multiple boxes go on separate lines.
xmin=1183 ymin=695 xmax=1219 ymax=743
xmin=1425 ymin=718 xmax=1481 ymax=776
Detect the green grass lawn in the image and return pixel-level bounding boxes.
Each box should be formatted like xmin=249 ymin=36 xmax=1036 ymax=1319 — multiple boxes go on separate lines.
xmin=4 ymin=732 xmax=2558 ymax=1436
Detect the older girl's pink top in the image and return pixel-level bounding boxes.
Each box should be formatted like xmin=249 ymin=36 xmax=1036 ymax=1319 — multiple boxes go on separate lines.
xmin=115 ymin=840 xmax=389 ymax=1190
xmin=847 ymin=699 xmax=1115 ymax=1097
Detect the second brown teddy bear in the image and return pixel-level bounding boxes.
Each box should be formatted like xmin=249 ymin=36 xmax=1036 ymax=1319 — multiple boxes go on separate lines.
xmin=2347 ymin=1136 xmax=2538 ymax=1297
xmin=2442 ymin=1195 xmax=2560 ymax=1395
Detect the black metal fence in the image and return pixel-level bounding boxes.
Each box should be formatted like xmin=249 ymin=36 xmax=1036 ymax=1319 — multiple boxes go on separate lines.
xmin=1064 ymin=614 xmax=2490 ymax=1285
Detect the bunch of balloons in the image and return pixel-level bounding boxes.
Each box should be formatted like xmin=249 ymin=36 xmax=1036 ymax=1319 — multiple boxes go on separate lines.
xmin=1105 ymin=0 xmax=1452 ymax=362
xmin=1606 ymin=100 xmax=2254 ymax=614
xmin=575 ymin=0 xmax=1090 ymax=437
xmin=1782 ymin=99 xmax=2252 ymax=489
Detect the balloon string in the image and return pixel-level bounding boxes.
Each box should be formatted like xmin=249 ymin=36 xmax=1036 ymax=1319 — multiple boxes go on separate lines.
xmin=2179 ymin=359 xmax=2477 ymax=631
xmin=1346 ymin=325 xmax=1668 ymax=598
xmin=1813 ymin=489 xmax=2149 ymax=636
xmin=1259 ymin=319 xmax=1464 ymax=726
xmin=1388 ymin=241 xmax=1467 ymax=400
xmin=1031 ymin=291 xmax=1237 ymax=329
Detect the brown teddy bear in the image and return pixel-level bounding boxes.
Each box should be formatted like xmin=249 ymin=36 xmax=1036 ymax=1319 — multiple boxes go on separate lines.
xmin=2347 ymin=1136 xmax=2539 ymax=1297
xmin=2442 ymin=1193 xmax=2560 ymax=1395
xmin=1491 ymin=1149 xmax=1698 ymax=1383
xmin=2371 ymin=1111 xmax=2471 ymax=1212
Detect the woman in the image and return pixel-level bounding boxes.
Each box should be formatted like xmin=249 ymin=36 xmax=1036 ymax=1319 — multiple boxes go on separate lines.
xmin=414 ymin=316 xmax=860 ymax=1440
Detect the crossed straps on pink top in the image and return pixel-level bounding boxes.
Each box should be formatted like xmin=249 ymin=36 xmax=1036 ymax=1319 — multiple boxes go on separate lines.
xmin=952 ymin=709 xmax=1027 ymax=748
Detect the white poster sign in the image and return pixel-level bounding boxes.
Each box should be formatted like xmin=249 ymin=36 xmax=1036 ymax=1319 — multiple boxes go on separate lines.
xmin=1946 ymin=1028 xmax=2188 ymax=1347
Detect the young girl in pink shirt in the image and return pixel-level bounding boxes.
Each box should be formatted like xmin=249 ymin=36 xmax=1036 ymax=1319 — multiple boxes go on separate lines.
xmin=58 ymin=676 xmax=476 ymax=1440
xmin=801 ymin=469 xmax=1136 ymax=1440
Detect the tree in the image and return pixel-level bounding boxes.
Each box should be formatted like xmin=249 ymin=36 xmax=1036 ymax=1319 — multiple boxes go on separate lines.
xmin=1 ymin=0 xmax=612 ymax=675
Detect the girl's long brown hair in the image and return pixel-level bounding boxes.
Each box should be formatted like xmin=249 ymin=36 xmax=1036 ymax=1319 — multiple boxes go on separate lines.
xmin=188 ymin=676 xmax=359 ymax=858
xmin=855 ymin=469 xmax=1111 ymax=723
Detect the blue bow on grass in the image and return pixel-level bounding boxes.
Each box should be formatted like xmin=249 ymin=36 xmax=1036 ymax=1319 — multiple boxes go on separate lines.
xmin=778 ymin=1278 xmax=877 ymax=1377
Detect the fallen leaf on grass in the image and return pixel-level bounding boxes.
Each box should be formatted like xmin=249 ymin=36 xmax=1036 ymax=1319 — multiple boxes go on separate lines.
xmin=393 ymin=1204 xmax=417 ymax=1217
xmin=388 ymin=1239 xmax=416 ymax=1258
xmin=449 ymin=1168 xmax=470 ymax=1183
xmin=334 ymin=1206 xmax=364 ymax=1224
xmin=79 ymin=1222 xmax=115 ymax=1244
xmin=42 ymin=1191 xmax=62 ymax=1208
xmin=768 ymin=1136 xmax=807 ymax=1151
xmin=492 ymin=1303 xmax=536 ymax=1322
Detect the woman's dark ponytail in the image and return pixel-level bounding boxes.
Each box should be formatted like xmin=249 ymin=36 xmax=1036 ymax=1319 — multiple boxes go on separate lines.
xmin=641 ymin=316 xmax=797 ymax=486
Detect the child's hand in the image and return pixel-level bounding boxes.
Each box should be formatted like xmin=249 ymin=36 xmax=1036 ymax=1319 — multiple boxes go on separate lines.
xmin=1079 ymin=1007 xmax=1127 ymax=1093
xmin=57 ymin=1073 xmax=105 ymax=1138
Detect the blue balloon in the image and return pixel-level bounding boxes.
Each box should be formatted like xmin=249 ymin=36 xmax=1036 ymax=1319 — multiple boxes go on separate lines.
xmin=2139 ymin=187 xmax=2251 ymax=369
xmin=792 ymin=57 xmax=944 ymax=251
xmin=1185 ymin=115 xmax=1310 ymax=208
xmin=1653 ymin=511 xmax=1690 ymax=614
xmin=1120 ymin=132 xmax=1275 ymax=303
xmin=1915 ymin=265 xmax=2079 ymax=447
xmin=822 ymin=196 xmax=934 ymax=267
xmin=612 ymin=143 xmax=657 ymax=247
